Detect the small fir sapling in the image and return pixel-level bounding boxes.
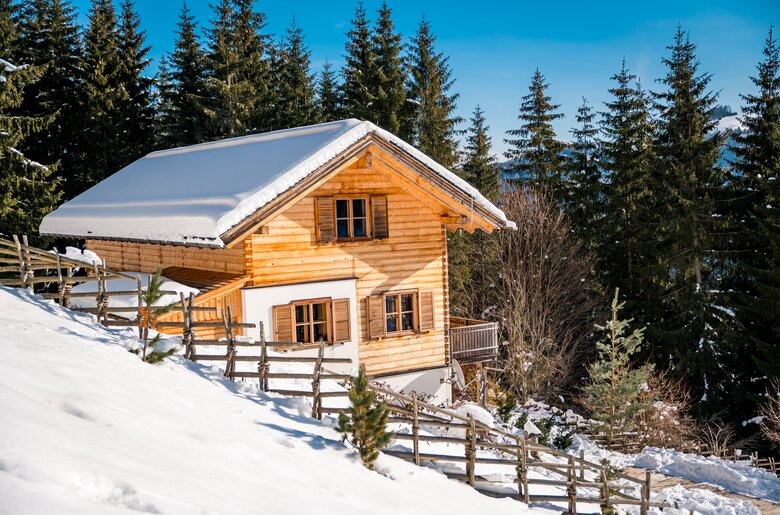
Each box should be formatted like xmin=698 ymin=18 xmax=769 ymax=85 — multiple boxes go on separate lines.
xmin=582 ymin=289 xmax=653 ymax=446
xmin=338 ymin=365 xmax=394 ymax=469
xmin=138 ymin=266 xmax=174 ymax=363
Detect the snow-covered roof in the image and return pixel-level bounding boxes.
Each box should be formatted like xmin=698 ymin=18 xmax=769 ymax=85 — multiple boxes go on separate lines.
xmin=40 ymin=119 xmax=512 ymax=247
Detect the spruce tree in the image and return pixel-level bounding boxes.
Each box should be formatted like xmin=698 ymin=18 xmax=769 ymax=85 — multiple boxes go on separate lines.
xmin=269 ymin=17 xmax=317 ymax=130
xmin=462 ymin=105 xmax=499 ymax=202
xmin=651 ymin=27 xmax=729 ymax=406
xmin=566 ymin=98 xmax=602 ymax=247
xmin=370 ymin=2 xmax=406 ymax=133
xmin=317 ymin=61 xmax=340 ymax=122
xmin=117 ymin=0 xmax=154 ymax=163
xmin=205 ymin=0 xmax=270 ymax=138
xmin=504 ymin=69 xmax=565 ymax=198
xmin=72 ymin=0 xmax=125 ymax=194
xmin=338 ymin=365 xmax=393 ymax=469
xmin=583 ymin=290 xmax=652 ymax=447
xmin=340 ymin=2 xmax=375 ymax=122
xmin=0 ymin=0 xmax=61 ymax=238
xmin=14 ymin=0 xmax=82 ymax=195
xmin=599 ymin=62 xmax=657 ymax=316
xmin=732 ymin=27 xmax=780 ymax=381
xmin=156 ymin=1 xmax=209 ymax=147
xmin=405 ymin=18 xmax=461 ymax=168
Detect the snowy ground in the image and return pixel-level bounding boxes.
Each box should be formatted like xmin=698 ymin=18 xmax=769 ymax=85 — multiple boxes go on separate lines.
xmin=0 ymin=287 xmax=543 ymax=515
xmin=1 ymin=286 xmax=772 ymax=515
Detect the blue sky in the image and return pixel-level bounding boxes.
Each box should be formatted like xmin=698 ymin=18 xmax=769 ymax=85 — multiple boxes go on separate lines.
xmin=70 ymin=0 xmax=778 ymax=156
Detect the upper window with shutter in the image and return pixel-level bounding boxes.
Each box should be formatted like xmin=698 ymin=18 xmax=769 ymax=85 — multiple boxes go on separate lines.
xmin=316 ymin=195 xmax=388 ymax=242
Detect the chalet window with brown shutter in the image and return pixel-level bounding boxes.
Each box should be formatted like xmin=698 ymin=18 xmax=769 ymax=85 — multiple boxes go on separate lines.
xmin=335 ymin=197 xmax=369 ymax=239
xmin=365 ymin=290 xmax=435 ymax=339
xmin=294 ymin=300 xmax=330 ymax=343
xmin=273 ymin=297 xmax=352 ymax=345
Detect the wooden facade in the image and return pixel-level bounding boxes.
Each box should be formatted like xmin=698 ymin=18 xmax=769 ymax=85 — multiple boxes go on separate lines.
xmin=85 ymin=143 xmax=500 ymax=377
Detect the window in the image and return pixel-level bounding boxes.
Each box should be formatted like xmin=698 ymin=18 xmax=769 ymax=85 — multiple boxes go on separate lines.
xmin=384 ymin=292 xmax=416 ymax=334
xmin=294 ymin=300 xmax=330 ymax=344
xmin=336 ymin=198 xmax=368 ymax=239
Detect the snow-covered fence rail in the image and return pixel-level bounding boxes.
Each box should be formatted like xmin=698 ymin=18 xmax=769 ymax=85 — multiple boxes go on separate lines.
xmin=364 ymin=383 xmax=672 ymax=514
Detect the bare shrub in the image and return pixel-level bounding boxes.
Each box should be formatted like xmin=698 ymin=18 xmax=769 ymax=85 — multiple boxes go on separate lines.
xmin=760 ymin=380 xmax=780 ymax=448
xmin=494 ymin=188 xmax=598 ymax=402
xmin=635 ymin=370 xmax=696 ymax=447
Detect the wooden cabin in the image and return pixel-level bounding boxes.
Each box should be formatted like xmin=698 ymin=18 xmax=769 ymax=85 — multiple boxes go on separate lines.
xmin=40 ymin=119 xmax=512 ymax=402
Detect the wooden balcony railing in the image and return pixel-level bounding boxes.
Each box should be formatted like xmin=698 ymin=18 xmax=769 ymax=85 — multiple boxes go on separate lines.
xmin=449 ymin=316 xmax=499 ymax=363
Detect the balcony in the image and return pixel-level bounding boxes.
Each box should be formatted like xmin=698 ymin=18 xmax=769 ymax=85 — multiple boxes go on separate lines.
xmin=449 ymin=317 xmax=500 ymax=364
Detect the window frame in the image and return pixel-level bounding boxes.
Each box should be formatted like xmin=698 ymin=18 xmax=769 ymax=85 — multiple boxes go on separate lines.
xmin=383 ymin=290 xmax=418 ymax=336
xmin=334 ymin=196 xmax=371 ymax=241
xmin=292 ymin=297 xmax=332 ymax=345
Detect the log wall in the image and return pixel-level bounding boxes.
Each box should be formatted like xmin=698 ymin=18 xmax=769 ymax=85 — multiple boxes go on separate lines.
xmin=86 ymin=240 xmax=245 ymax=275
xmin=246 ymin=163 xmax=449 ymax=376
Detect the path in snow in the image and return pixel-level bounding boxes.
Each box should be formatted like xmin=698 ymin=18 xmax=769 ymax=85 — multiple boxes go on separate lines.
xmin=624 ymin=468 xmax=780 ymax=515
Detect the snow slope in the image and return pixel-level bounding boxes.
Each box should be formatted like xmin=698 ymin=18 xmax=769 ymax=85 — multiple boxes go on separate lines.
xmin=0 ymin=287 xmax=540 ymax=515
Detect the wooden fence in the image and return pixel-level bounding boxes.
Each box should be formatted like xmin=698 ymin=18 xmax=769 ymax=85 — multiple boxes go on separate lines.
xmin=364 ymin=384 xmax=671 ymax=514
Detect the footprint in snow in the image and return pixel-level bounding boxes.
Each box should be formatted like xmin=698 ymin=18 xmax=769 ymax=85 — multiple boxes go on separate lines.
xmin=70 ymin=473 xmax=160 ymax=514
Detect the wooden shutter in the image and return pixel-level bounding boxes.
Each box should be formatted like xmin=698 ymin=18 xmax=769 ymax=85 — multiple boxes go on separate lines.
xmin=332 ymin=298 xmax=351 ymax=343
xmin=366 ymin=294 xmax=385 ymax=339
xmin=371 ymin=195 xmax=388 ymax=239
xmin=316 ymin=197 xmax=335 ymax=243
xmin=273 ymin=304 xmax=293 ymax=342
xmin=418 ymin=291 xmax=434 ymax=332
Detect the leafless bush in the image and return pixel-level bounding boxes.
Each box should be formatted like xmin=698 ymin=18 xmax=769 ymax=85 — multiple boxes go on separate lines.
xmin=493 ymin=188 xmax=598 ymax=402
xmin=635 ymin=370 xmax=696 ymax=447
xmin=760 ymin=381 xmax=780 ymax=448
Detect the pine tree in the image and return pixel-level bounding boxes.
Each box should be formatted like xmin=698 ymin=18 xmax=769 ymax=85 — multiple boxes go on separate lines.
xmin=156 ymin=1 xmax=209 ymax=147
xmin=13 ymin=0 xmax=82 ymax=195
xmin=72 ymin=0 xmax=125 ymax=195
xmin=732 ymin=27 xmax=780 ymax=381
xmin=370 ymin=2 xmax=406 ymax=133
xmin=599 ymin=62 xmax=657 ymax=314
xmin=504 ymin=69 xmax=565 ymax=198
xmin=116 ymin=0 xmax=154 ymax=163
xmin=337 ymin=365 xmax=393 ymax=469
xmin=138 ymin=266 xmax=174 ymax=363
xmin=462 ymin=105 xmax=499 ymax=201
xmin=405 ymin=18 xmax=461 ymax=167
xmin=205 ymin=0 xmax=270 ymax=138
xmin=317 ymin=61 xmax=340 ymax=122
xmin=583 ymin=289 xmax=653 ymax=446
xmin=565 ymin=98 xmax=602 ymax=249
xmin=340 ymin=2 xmax=375 ymax=122
xmin=269 ymin=17 xmax=317 ymax=130
xmin=650 ymin=26 xmax=729 ymax=406
xmin=0 ymin=0 xmax=61 ymax=238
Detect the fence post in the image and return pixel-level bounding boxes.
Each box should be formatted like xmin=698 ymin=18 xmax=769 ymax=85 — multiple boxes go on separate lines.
xmin=465 ymin=413 xmax=476 ymax=486
xmin=258 ymin=321 xmax=269 ymax=392
xmin=136 ymin=276 xmax=143 ymax=338
xmin=479 ymin=364 xmax=488 ymax=408
xmin=600 ymin=468 xmax=611 ymax=512
xmin=515 ymin=435 xmax=528 ymax=502
xmin=179 ymin=293 xmax=193 ymax=360
xmin=94 ymin=263 xmax=107 ymax=325
xmin=12 ymin=235 xmax=29 ymax=289
xmin=311 ymin=341 xmax=324 ymax=420
xmin=640 ymin=470 xmax=651 ymax=515
xmin=223 ymin=307 xmax=236 ymax=380
xmin=567 ymin=454 xmax=577 ymax=515
xmin=21 ymin=235 xmax=33 ymax=289
xmin=412 ymin=393 xmax=420 ymax=466
xmin=579 ymin=449 xmax=585 ymax=480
